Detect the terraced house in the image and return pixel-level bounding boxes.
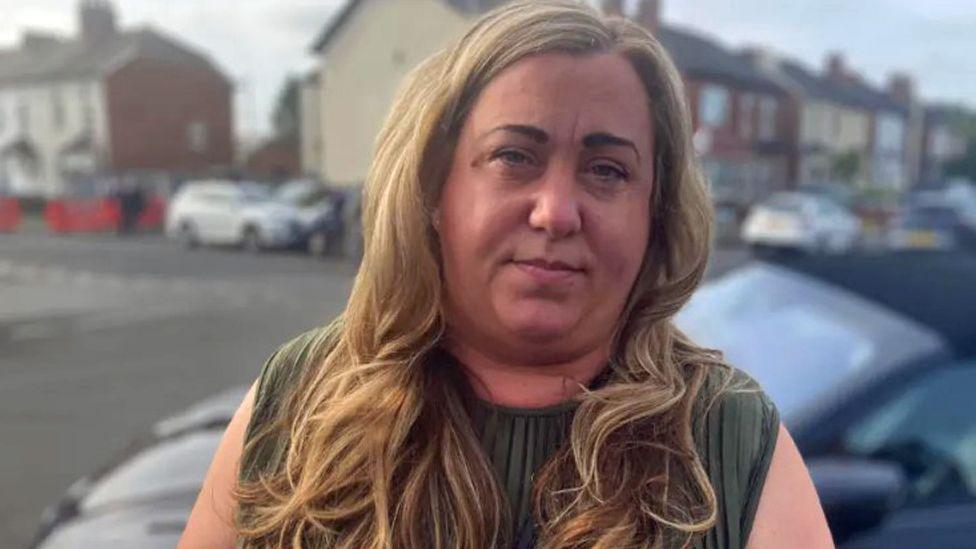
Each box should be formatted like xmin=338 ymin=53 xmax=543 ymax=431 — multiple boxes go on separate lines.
xmin=303 ymin=0 xmax=792 ymax=207
xmin=0 ymin=0 xmax=233 ymax=198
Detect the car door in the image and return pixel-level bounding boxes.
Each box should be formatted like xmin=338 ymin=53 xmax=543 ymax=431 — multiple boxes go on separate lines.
xmin=207 ymin=186 xmax=243 ymax=244
xmin=829 ymin=362 xmax=976 ymax=548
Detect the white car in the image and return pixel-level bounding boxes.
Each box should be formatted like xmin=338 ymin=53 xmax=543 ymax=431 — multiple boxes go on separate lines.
xmin=741 ymin=191 xmax=861 ymax=254
xmin=164 ymin=181 xmax=303 ymax=251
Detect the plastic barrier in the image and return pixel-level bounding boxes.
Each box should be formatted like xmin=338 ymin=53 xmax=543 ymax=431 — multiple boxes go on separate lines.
xmin=137 ymin=196 xmax=166 ymax=230
xmin=44 ymin=198 xmax=121 ymax=233
xmin=0 ymin=197 xmax=21 ymax=232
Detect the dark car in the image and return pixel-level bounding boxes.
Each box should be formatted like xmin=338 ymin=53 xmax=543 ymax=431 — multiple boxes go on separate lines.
xmin=34 ymin=254 xmax=976 ymax=547
xmin=888 ymin=204 xmax=976 ymax=252
xmin=275 ymin=180 xmax=346 ymax=257
xmin=679 ymin=253 xmax=976 ymax=546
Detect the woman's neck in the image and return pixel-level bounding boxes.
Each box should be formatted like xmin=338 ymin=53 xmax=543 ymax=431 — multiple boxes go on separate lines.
xmin=444 ymin=338 xmax=610 ymax=409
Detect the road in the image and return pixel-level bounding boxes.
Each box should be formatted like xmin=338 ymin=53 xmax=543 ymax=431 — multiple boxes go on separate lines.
xmin=0 ymin=230 xmax=749 ymax=547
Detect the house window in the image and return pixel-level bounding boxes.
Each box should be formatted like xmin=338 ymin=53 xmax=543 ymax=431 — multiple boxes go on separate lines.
xmin=187 ymin=122 xmax=209 ymax=153
xmin=699 ymin=84 xmax=730 ymax=128
xmin=738 ymin=93 xmax=755 ymax=139
xmin=17 ymin=101 xmax=30 ymax=133
xmin=51 ymin=88 xmax=65 ymax=130
xmin=79 ymin=84 xmax=94 ymax=129
xmin=758 ymin=96 xmax=777 ymax=141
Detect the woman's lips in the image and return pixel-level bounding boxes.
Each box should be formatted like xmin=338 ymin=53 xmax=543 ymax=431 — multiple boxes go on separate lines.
xmin=511 ymin=259 xmax=585 ymax=284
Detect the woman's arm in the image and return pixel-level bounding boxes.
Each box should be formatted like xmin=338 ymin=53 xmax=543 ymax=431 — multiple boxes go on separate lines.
xmin=179 ymin=381 xmax=257 ymax=549
xmin=747 ymin=424 xmax=834 ymax=548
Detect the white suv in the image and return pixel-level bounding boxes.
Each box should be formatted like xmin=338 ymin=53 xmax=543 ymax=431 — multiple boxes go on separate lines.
xmin=164 ymin=180 xmax=303 ymax=251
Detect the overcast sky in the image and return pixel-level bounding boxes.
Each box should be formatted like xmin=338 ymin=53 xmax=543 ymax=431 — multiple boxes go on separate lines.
xmin=1 ymin=0 xmax=973 ymax=140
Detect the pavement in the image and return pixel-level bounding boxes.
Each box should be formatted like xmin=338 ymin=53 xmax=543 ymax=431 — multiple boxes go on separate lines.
xmin=0 ymin=227 xmax=748 ymax=548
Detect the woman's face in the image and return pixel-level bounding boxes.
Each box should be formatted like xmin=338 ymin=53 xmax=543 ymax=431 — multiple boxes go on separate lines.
xmin=438 ymin=52 xmax=655 ymax=363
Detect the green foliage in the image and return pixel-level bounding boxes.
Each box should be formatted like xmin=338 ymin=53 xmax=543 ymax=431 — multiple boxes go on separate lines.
xmin=272 ymin=75 xmax=302 ymax=138
xmin=831 ymin=151 xmax=861 ymax=183
xmin=942 ymin=106 xmax=976 ymax=180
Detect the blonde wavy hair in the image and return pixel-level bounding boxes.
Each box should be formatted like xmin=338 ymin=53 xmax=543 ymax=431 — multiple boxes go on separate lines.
xmin=236 ymin=1 xmax=730 ymax=547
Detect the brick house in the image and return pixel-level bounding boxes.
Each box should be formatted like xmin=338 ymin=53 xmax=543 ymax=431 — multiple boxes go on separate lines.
xmin=604 ymin=0 xmax=792 ymax=208
xmin=0 ymin=0 xmax=233 ymax=197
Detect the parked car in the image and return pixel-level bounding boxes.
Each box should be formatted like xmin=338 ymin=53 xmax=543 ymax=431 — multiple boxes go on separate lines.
xmin=164 ymin=180 xmax=303 ymax=252
xmin=887 ymin=204 xmax=973 ymax=252
xmin=892 ymin=183 xmax=976 ymax=252
xmin=32 ymin=254 xmax=976 ymax=547
xmin=741 ymin=191 xmax=861 ymax=254
xmin=275 ymin=180 xmax=345 ymax=257
xmin=31 ymin=386 xmax=247 ymax=548
xmin=679 ymin=252 xmax=976 ymax=546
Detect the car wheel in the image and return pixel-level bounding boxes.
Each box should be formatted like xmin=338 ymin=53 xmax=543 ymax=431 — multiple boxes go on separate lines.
xmin=178 ymin=221 xmax=199 ymax=249
xmin=242 ymin=226 xmax=263 ymax=253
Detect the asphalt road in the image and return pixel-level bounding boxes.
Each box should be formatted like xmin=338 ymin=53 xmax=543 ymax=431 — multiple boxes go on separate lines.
xmin=0 ymin=230 xmax=749 ymax=548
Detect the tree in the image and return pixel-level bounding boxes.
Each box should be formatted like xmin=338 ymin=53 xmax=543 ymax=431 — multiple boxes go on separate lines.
xmin=944 ymin=108 xmax=976 ymax=181
xmin=272 ymin=75 xmax=302 ymax=138
xmin=944 ymin=140 xmax=976 ymax=180
xmin=831 ymin=151 xmax=861 ymax=183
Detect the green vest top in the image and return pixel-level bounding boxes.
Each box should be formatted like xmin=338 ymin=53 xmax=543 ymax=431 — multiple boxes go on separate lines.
xmin=239 ymin=329 xmax=780 ymax=548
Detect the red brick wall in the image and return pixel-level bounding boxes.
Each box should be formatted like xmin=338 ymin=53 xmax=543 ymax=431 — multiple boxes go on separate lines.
xmin=684 ymin=76 xmax=753 ymax=160
xmin=105 ymin=57 xmax=233 ymax=172
xmin=245 ymin=135 xmax=300 ymax=181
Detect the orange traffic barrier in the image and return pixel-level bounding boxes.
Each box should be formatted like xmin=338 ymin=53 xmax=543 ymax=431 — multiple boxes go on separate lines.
xmin=137 ymin=196 xmax=167 ymax=230
xmin=0 ymin=198 xmax=21 ymax=232
xmin=44 ymin=198 xmax=121 ymax=233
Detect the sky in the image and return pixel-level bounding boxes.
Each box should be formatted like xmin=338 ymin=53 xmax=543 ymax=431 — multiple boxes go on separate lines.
xmin=1 ymin=0 xmax=973 ymax=141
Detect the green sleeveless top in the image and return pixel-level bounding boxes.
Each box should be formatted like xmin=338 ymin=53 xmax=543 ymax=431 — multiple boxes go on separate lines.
xmin=239 ymin=329 xmax=780 ymax=548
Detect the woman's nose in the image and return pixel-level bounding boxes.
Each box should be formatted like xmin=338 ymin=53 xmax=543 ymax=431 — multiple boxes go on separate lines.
xmin=528 ymin=174 xmax=582 ymax=240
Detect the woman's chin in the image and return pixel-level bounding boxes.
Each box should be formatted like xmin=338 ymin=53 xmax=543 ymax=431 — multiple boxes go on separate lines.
xmin=497 ymin=303 xmax=580 ymax=343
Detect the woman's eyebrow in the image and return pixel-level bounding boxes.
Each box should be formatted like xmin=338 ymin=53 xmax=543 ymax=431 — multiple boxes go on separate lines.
xmin=482 ymin=124 xmax=549 ymax=143
xmin=582 ymin=132 xmax=640 ymax=160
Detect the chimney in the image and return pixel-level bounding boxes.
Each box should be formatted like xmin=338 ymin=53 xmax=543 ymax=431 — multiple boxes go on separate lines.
xmin=741 ymin=46 xmax=779 ymax=72
xmin=602 ymin=0 xmax=625 ymax=17
xmin=887 ymin=72 xmax=914 ymax=105
xmin=636 ymin=0 xmax=661 ymax=33
xmin=79 ymin=0 xmax=117 ymax=43
xmin=825 ymin=52 xmax=846 ymax=81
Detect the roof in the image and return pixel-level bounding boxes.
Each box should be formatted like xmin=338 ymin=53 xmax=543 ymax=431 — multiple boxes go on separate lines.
xmin=310 ymin=0 xmax=507 ymax=53
xmin=657 ymin=25 xmax=784 ymax=95
xmin=773 ymin=59 xmax=905 ymax=115
xmin=769 ymin=252 xmax=976 ymax=357
xmin=0 ymin=27 xmax=225 ymax=86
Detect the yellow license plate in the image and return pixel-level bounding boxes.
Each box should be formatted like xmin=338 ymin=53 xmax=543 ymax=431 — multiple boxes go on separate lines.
xmin=907 ymin=231 xmax=937 ymax=247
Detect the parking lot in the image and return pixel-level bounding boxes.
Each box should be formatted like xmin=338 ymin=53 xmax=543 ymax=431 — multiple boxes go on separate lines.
xmin=0 ymin=226 xmax=749 ymax=545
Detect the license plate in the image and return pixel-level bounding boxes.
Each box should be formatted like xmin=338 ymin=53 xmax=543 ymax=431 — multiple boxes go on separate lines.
xmin=907 ymin=231 xmax=937 ymax=248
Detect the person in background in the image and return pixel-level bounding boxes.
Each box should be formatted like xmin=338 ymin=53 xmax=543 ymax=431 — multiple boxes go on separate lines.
xmin=181 ymin=1 xmax=832 ymax=547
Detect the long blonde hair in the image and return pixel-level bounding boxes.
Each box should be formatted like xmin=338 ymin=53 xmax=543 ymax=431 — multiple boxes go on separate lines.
xmin=236 ymin=1 xmax=727 ymax=547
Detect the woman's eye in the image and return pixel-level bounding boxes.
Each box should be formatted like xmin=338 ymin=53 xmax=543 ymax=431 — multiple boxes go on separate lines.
xmin=492 ymin=149 xmax=533 ymax=166
xmin=589 ymin=162 xmax=628 ymax=182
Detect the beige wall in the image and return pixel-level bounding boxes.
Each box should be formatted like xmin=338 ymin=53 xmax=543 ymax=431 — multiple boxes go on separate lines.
xmin=798 ymin=99 xmax=871 ymax=183
xmin=315 ymin=0 xmax=471 ymax=186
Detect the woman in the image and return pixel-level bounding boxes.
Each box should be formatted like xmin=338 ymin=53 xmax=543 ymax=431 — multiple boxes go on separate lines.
xmin=181 ymin=1 xmax=832 ymax=547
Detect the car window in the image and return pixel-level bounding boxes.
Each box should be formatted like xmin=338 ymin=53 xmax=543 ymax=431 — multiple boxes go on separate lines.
xmin=766 ymin=194 xmax=803 ymax=213
xmin=842 ymin=364 xmax=976 ymax=508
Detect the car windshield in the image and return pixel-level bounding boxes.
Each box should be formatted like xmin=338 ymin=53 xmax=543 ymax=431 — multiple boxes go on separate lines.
xmin=676 ymin=263 xmax=937 ymax=419
xmin=276 ymin=181 xmax=315 ymax=204
xmin=239 ymin=184 xmax=272 ymax=203
xmin=764 ymin=194 xmax=805 ymax=214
